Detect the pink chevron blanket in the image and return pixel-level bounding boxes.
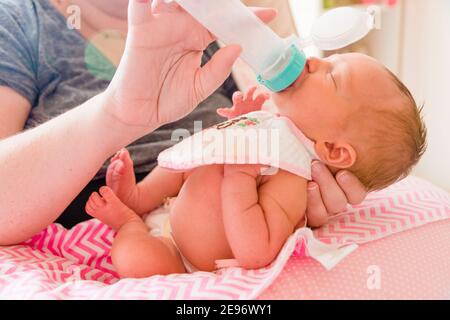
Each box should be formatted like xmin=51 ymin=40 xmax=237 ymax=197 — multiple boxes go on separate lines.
xmin=0 ymin=176 xmax=449 ymax=299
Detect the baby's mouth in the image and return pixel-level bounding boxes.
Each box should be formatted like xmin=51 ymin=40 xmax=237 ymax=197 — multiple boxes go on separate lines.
xmin=284 ymin=60 xmax=309 ymax=91
xmin=294 ymin=61 xmax=310 ymax=87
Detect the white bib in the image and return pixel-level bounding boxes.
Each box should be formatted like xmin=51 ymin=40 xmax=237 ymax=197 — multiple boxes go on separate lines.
xmin=158 ymin=111 xmax=319 ymax=179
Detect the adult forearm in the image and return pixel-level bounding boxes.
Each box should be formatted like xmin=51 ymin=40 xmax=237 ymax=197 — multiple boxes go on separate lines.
xmin=0 ymin=93 xmax=155 ymax=245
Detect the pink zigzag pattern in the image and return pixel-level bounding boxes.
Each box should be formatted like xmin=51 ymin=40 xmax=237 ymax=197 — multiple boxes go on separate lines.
xmin=314 ymin=177 xmax=450 ymax=246
xmin=0 ymin=176 xmax=449 ymax=299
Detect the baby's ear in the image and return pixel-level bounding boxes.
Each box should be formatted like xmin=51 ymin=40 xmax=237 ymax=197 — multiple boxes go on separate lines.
xmin=314 ymin=141 xmax=357 ymax=169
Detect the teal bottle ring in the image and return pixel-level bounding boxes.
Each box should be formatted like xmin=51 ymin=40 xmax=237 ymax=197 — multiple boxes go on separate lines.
xmin=257 ymin=45 xmax=307 ymax=93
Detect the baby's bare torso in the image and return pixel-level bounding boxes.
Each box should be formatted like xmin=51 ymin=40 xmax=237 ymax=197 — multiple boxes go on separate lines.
xmin=169 ymin=165 xmax=234 ymax=271
xmin=168 ymin=164 xmax=305 ymax=272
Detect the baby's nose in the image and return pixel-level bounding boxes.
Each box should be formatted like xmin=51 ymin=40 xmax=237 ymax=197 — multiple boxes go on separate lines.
xmin=307 ymin=57 xmax=329 ymax=73
xmin=307 ymin=57 xmax=320 ymax=73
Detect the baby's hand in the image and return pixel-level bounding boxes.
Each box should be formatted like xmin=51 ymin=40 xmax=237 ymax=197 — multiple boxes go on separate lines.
xmin=217 ymin=86 xmax=271 ymax=120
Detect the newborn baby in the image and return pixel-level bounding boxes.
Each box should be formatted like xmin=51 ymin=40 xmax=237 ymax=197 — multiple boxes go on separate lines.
xmin=85 ymin=53 xmax=427 ymax=278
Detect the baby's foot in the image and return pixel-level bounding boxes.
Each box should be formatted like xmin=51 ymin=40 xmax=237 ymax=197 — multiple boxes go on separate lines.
xmin=85 ymin=186 xmax=141 ymax=230
xmin=106 ymin=149 xmax=140 ymax=210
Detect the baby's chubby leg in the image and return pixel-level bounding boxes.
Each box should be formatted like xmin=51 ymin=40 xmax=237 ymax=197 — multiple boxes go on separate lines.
xmin=106 ymin=148 xmax=187 ymax=215
xmin=86 ymin=187 xmax=185 ymax=278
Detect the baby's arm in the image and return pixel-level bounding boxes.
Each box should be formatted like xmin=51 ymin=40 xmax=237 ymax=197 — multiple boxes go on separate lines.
xmin=221 ymin=165 xmax=307 ymax=269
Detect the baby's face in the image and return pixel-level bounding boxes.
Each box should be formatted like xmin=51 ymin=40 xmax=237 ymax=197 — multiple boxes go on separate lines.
xmin=272 ymin=53 xmax=402 ymax=143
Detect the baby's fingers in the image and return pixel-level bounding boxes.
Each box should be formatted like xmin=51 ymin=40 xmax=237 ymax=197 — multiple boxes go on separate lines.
xmin=217 ymin=107 xmax=234 ymax=119
xmin=244 ymin=86 xmax=258 ymax=102
xmin=253 ymin=92 xmax=271 ymax=107
xmin=232 ymin=91 xmax=244 ymax=105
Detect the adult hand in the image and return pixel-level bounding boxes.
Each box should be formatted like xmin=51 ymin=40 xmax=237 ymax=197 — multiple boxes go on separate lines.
xmin=306 ymin=161 xmax=368 ymax=227
xmin=106 ymin=0 xmax=277 ymax=131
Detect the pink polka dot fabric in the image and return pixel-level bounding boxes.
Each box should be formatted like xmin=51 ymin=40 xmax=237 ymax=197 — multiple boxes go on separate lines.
xmin=259 ymin=219 xmax=450 ymax=299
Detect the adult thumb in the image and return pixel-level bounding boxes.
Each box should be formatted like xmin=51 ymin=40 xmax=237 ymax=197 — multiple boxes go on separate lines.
xmin=196 ymin=44 xmax=242 ymax=101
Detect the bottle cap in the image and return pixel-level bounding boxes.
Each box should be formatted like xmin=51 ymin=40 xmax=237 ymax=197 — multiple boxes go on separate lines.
xmin=311 ymin=6 xmax=375 ymax=51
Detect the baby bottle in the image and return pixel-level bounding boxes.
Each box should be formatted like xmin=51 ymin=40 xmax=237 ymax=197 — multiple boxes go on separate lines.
xmin=166 ymin=1 xmax=377 ymax=92
xmin=168 ymin=0 xmax=306 ymax=92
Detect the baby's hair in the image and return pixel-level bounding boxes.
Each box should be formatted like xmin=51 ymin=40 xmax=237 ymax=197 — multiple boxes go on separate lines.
xmin=349 ymin=68 xmax=427 ymax=191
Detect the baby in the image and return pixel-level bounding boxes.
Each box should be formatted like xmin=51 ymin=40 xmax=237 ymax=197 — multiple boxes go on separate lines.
xmin=85 ymin=53 xmax=427 ymax=278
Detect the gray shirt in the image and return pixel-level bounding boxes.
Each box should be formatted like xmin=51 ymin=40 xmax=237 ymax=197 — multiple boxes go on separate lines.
xmin=0 ymin=0 xmax=235 ymax=179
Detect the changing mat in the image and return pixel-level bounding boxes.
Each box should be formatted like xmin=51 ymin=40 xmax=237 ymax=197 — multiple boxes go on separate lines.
xmin=0 ymin=176 xmax=449 ymax=299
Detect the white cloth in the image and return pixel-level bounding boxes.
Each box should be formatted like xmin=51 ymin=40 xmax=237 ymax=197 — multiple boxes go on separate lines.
xmin=158 ymin=111 xmax=319 ymax=179
xmin=144 ymin=206 xmax=198 ymax=273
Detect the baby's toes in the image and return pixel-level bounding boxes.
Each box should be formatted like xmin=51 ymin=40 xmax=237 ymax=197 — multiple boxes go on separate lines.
xmin=108 ymin=159 xmax=125 ymax=176
xmin=85 ymin=200 xmax=95 ymax=216
xmin=90 ymin=192 xmax=106 ymax=208
xmin=106 ymin=160 xmax=125 ymax=189
xmin=118 ymin=150 xmax=135 ymax=177
xmin=111 ymin=150 xmax=121 ymax=163
xmin=99 ymin=186 xmax=120 ymax=204
xmin=113 ymin=160 xmax=126 ymax=176
xmin=118 ymin=148 xmax=133 ymax=165
xmin=85 ymin=192 xmax=104 ymax=216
